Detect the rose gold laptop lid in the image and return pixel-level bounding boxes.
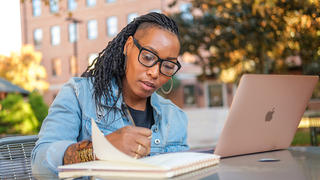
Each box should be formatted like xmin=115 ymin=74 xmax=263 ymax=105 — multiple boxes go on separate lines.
xmin=214 ymin=74 xmax=319 ymax=158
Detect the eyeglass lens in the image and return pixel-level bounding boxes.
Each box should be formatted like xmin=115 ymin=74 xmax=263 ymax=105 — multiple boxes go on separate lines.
xmin=139 ymin=49 xmax=179 ymax=76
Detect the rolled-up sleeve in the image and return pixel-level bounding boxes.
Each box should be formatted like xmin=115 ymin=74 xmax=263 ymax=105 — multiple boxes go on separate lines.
xmin=31 ymin=79 xmax=82 ymax=177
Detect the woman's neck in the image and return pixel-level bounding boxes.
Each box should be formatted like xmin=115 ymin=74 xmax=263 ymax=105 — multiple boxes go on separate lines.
xmin=123 ymin=95 xmax=147 ymax=111
xmin=122 ymin=80 xmax=147 ymax=111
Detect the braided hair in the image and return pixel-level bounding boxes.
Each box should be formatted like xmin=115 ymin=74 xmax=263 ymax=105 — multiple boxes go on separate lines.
xmin=82 ymin=12 xmax=180 ymax=110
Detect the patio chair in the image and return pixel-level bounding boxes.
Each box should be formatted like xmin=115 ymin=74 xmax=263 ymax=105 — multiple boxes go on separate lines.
xmin=0 ymin=135 xmax=38 ymax=180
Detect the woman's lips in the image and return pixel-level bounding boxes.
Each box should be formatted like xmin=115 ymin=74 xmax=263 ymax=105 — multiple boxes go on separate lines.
xmin=140 ymin=81 xmax=156 ymax=91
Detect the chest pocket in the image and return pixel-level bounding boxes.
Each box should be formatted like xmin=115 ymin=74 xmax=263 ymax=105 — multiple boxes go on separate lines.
xmin=84 ymin=108 xmax=125 ymax=136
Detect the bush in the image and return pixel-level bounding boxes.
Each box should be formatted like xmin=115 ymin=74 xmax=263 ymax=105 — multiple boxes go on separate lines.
xmin=291 ymin=129 xmax=320 ymax=146
xmin=0 ymin=94 xmax=38 ymax=134
xmin=0 ymin=92 xmax=48 ymax=135
xmin=28 ymin=91 xmax=48 ymax=130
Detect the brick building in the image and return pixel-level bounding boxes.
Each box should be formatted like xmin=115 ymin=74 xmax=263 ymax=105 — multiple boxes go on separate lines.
xmin=20 ymin=0 xmax=234 ymax=109
xmin=20 ymin=0 xmax=176 ymax=104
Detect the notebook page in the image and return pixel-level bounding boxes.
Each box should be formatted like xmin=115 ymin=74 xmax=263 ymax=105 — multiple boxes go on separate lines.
xmin=91 ymin=118 xmax=148 ymax=165
xmin=140 ymin=152 xmax=219 ymax=169
xmin=91 ymin=118 xmax=219 ymax=170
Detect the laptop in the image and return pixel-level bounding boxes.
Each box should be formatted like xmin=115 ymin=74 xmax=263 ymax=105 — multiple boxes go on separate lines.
xmin=213 ymin=74 xmax=319 ymax=158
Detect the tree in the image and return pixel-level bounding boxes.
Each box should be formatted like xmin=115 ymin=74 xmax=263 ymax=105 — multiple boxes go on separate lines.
xmin=0 ymin=45 xmax=49 ymax=92
xmin=170 ymin=0 xmax=320 ymax=82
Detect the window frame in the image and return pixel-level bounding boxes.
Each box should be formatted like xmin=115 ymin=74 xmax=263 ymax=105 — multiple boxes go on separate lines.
xmin=50 ymin=25 xmax=61 ymax=46
xmin=106 ymin=16 xmax=118 ymax=37
xmin=183 ymin=84 xmax=197 ymax=106
xmin=87 ymin=19 xmax=98 ymax=40
xmin=67 ymin=0 xmax=77 ymax=11
xmin=32 ymin=0 xmax=41 ymax=17
xmin=33 ymin=28 xmax=43 ymax=47
xmin=49 ymin=0 xmax=59 ymax=14
xmin=86 ymin=0 xmax=96 ymax=7
xmin=68 ymin=23 xmax=77 ymax=43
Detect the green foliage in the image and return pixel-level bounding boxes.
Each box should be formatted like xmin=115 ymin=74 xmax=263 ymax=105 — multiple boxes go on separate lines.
xmin=290 ymin=129 xmax=320 ymax=146
xmin=291 ymin=130 xmax=310 ymax=146
xmin=171 ymin=0 xmax=320 ymax=81
xmin=28 ymin=91 xmax=48 ymax=130
xmin=0 ymin=92 xmax=48 ymax=135
xmin=0 ymin=94 xmax=38 ymax=134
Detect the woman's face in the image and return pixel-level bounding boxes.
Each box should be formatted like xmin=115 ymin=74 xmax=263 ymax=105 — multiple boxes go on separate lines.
xmin=123 ymin=27 xmax=180 ymax=100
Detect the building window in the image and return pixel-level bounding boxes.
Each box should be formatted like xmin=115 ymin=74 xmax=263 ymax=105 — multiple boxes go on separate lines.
xmin=52 ymin=58 xmax=62 ymax=77
xmin=87 ymin=20 xmax=98 ymax=40
xmin=32 ymin=0 xmax=41 ymax=16
xmin=183 ymin=85 xmax=196 ymax=106
xmin=33 ymin=28 xmax=43 ymax=47
xmin=50 ymin=26 xmax=60 ymax=45
xmin=67 ymin=0 xmax=77 ymax=11
xmin=69 ymin=56 xmax=77 ymax=76
xmin=86 ymin=0 xmax=96 ymax=7
xmin=106 ymin=0 xmax=116 ymax=3
xmin=68 ymin=23 xmax=77 ymax=43
xmin=49 ymin=0 xmax=59 ymax=13
xmin=208 ymin=84 xmax=223 ymax=107
xmin=106 ymin=16 xmax=117 ymax=37
xmin=127 ymin=13 xmax=138 ymax=24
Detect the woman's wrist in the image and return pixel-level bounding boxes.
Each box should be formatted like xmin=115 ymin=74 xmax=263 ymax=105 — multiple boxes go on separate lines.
xmin=63 ymin=140 xmax=94 ymax=165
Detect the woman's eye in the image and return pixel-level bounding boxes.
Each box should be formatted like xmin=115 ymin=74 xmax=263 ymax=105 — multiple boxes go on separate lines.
xmin=142 ymin=52 xmax=156 ymax=61
xmin=164 ymin=64 xmax=174 ymax=70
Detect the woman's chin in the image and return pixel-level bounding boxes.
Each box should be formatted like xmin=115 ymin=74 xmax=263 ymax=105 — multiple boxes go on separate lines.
xmin=136 ymin=89 xmax=154 ymax=99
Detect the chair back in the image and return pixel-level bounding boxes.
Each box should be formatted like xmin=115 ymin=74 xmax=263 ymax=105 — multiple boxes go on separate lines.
xmin=0 ymin=135 xmax=38 ymax=180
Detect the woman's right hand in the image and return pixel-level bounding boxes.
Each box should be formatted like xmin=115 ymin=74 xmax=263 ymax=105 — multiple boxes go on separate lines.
xmin=105 ymin=126 xmax=152 ymax=159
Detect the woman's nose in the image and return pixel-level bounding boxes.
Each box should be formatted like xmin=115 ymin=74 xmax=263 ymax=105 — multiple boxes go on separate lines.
xmin=146 ymin=62 xmax=160 ymax=79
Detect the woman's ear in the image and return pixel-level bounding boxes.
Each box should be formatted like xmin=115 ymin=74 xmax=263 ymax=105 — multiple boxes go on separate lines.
xmin=123 ymin=36 xmax=133 ymax=55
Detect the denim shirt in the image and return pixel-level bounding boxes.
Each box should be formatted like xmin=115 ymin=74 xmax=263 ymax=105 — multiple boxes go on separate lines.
xmin=31 ymin=77 xmax=189 ymax=177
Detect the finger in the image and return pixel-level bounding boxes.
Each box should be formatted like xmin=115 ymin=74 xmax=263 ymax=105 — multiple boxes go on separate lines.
xmin=135 ymin=144 xmax=148 ymax=157
xmin=131 ymin=126 xmax=152 ymax=137
xmin=128 ymin=151 xmax=141 ymax=159
xmin=129 ymin=143 xmax=144 ymax=156
xmin=135 ymin=135 xmax=151 ymax=155
xmin=134 ymin=153 xmax=141 ymax=159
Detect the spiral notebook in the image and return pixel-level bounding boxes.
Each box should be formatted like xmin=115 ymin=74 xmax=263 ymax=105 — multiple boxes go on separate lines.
xmin=58 ymin=119 xmax=220 ymax=179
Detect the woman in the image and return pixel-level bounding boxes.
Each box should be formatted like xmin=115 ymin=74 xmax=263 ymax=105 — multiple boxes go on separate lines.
xmin=31 ymin=12 xmax=188 ymax=177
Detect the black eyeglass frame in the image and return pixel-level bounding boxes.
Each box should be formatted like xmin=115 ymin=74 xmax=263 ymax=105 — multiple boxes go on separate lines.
xmin=132 ymin=37 xmax=181 ymax=77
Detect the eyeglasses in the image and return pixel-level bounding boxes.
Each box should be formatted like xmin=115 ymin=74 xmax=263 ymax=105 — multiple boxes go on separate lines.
xmin=132 ymin=37 xmax=181 ymax=77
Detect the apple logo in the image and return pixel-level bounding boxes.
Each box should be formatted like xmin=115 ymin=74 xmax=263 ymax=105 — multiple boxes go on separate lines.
xmin=265 ymin=107 xmax=275 ymax=122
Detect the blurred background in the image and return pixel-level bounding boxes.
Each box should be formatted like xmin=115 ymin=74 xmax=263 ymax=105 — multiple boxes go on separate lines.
xmin=0 ymin=0 xmax=319 ymax=148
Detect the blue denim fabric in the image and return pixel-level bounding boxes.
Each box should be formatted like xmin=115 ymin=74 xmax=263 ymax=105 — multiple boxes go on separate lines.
xmin=31 ymin=77 xmax=189 ymax=177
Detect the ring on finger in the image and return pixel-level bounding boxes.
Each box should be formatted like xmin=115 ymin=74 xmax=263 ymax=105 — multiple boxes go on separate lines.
xmin=136 ymin=144 xmax=142 ymax=154
xmin=134 ymin=153 xmax=139 ymax=159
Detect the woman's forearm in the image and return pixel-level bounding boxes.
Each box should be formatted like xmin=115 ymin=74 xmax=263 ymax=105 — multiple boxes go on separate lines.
xmin=63 ymin=140 xmax=94 ymax=165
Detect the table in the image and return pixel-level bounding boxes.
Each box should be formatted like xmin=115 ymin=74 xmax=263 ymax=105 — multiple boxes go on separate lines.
xmin=35 ymin=147 xmax=320 ymax=180
xmin=174 ymin=146 xmax=320 ymax=180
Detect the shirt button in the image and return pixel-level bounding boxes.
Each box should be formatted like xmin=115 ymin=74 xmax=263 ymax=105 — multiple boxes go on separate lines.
xmin=153 ymin=127 xmax=158 ymax=133
xmin=154 ymin=139 xmax=161 ymax=145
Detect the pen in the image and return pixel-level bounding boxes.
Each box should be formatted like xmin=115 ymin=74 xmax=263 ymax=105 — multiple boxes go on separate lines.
xmin=122 ymin=103 xmax=152 ymax=139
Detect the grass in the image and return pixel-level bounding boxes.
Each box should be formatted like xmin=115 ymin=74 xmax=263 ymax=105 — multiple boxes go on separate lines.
xmin=291 ymin=128 xmax=320 ymax=146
